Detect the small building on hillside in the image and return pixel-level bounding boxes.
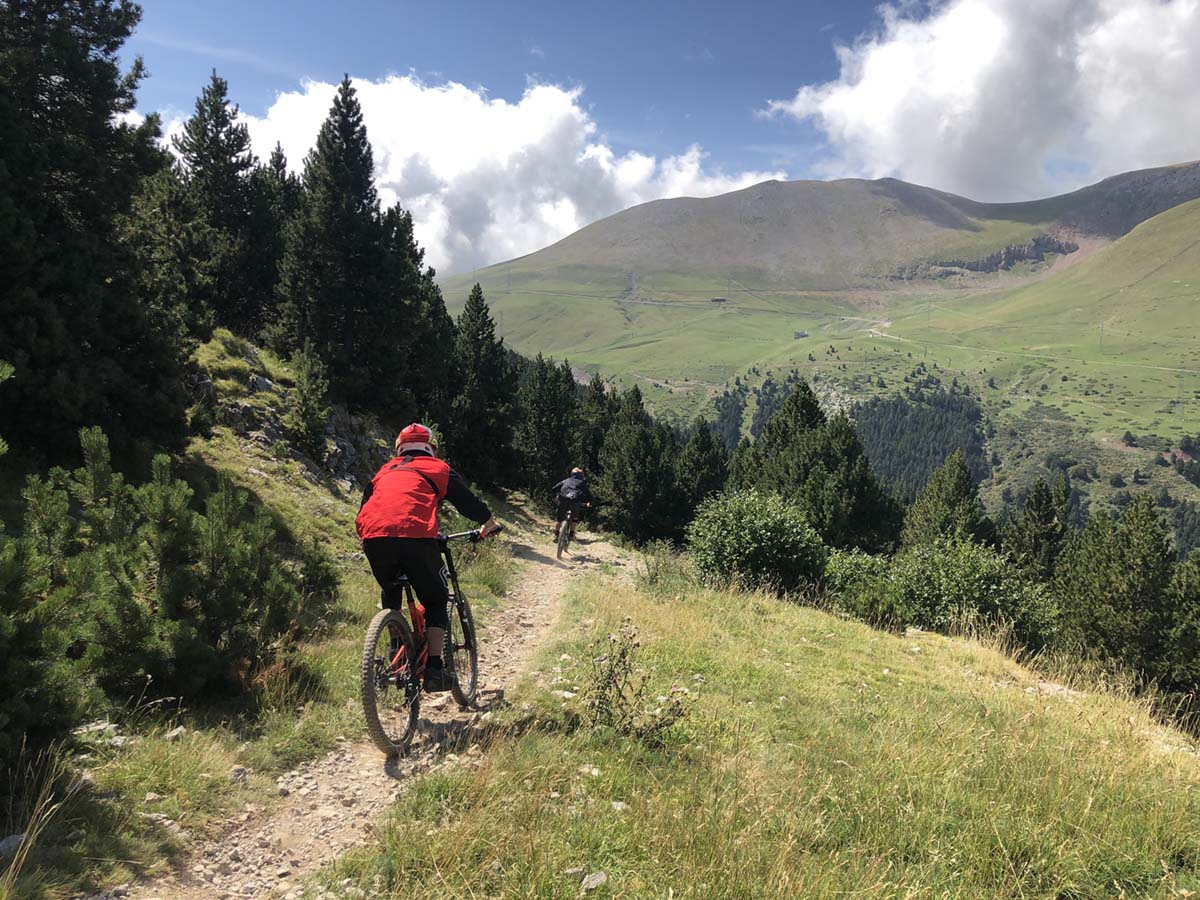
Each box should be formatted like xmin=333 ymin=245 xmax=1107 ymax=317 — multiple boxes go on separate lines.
xmin=710 ymin=297 xmax=727 ymax=303
xmin=794 ymin=330 xmax=809 ymax=340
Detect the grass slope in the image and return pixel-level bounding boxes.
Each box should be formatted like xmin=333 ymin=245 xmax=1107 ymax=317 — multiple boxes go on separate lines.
xmin=322 ymin=568 xmax=1200 ymax=899
xmin=887 ymin=197 xmax=1200 ymax=437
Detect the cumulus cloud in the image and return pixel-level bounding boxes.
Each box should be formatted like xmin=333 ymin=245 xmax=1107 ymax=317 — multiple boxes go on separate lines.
xmin=233 ymin=76 xmax=781 ymax=274
xmin=765 ymin=0 xmax=1200 ymax=200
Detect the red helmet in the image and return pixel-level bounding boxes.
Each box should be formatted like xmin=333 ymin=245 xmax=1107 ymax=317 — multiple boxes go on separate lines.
xmin=396 ymin=423 xmax=436 ymax=455
xmin=571 ymin=466 xmax=584 ymax=475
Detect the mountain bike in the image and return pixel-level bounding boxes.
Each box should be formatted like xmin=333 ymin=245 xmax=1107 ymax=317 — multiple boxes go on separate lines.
xmin=360 ymin=525 xmax=503 ymax=757
xmin=555 ymin=502 xmax=593 ymax=560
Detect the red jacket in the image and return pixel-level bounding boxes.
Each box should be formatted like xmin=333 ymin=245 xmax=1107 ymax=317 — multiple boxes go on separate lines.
xmin=356 ymin=451 xmax=490 ymax=540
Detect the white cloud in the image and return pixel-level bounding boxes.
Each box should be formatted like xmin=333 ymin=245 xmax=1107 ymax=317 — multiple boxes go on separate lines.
xmin=231 ymin=76 xmax=781 ymax=274
xmin=765 ymin=0 xmax=1200 ymax=200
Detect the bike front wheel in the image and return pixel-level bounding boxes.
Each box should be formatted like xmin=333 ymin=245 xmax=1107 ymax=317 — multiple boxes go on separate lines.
xmin=448 ymin=590 xmax=479 ymax=708
xmin=361 ymin=609 xmax=420 ymax=757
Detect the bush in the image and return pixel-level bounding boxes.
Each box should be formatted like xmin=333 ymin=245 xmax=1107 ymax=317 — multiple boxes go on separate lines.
xmin=823 ymin=548 xmax=906 ymax=629
xmin=580 ymin=619 xmax=689 ymax=748
xmin=8 ymin=429 xmax=340 ymax=726
xmin=284 ymin=340 xmax=331 ymax=460
xmin=687 ymin=490 xmax=827 ymax=594
xmin=888 ymin=538 xmax=1057 ymax=648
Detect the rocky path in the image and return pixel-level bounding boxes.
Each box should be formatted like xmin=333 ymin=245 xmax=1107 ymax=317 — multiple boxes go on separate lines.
xmin=117 ymin=532 xmax=627 ymax=900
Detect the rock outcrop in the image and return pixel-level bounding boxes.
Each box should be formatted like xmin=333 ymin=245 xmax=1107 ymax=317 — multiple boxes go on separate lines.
xmin=892 ymin=233 xmax=1079 ymax=280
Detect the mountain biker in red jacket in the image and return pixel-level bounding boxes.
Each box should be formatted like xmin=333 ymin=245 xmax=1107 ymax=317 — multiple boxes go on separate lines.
xmin=356 ymin=423 xmax=498 ymax=692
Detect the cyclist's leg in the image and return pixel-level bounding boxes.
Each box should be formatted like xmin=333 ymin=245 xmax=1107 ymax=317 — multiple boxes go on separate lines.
xmin=396 ymin=540 xmax=452 ymax=659
xmin=362 ymin=538 xmax=407 ymax=609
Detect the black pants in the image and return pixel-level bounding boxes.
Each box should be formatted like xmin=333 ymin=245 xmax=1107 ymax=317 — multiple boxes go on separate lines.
xmin=556 ymin=499 xmax=584 ymax=525
xmin=362 ymin=538 xmax=450 ymax=631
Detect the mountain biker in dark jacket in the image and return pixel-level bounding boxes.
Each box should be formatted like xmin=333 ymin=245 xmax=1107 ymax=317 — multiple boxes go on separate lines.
xmin=356 ymin=423 xmax=498 ymax=692
xmin=552 ymin=467 xmax=593 ymax=541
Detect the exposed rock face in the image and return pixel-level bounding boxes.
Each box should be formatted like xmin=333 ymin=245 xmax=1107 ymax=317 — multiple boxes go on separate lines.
xmin=893 ymin=233 xmax=1080 ymax=279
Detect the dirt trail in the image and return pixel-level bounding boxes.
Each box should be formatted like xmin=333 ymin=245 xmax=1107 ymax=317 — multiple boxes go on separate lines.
xmin=119 ymin=532 xmax=628 ymax=900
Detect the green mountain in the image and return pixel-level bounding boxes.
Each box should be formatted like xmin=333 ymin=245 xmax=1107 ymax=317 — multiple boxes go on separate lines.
xmin=445 ymin=160 xmax=1200 ymax=295
xmin=439 ymin=161 xmax=1200 ymax=424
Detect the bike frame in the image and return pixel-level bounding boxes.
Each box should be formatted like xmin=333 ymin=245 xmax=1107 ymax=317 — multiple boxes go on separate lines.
xmin=387 ymin=530 xmax=476 ymax=678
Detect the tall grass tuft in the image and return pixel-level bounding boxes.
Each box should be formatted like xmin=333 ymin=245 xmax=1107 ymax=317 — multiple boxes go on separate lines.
xmin=1 ymin=744 xmax=80 ymax=900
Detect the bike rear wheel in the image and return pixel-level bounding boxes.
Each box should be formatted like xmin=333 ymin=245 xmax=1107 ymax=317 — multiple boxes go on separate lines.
xmin=361 ymin=609 xmax=420 ymax=757
xmin=448 ymin=590 xmax=479 ymax=708
xmin=556 ymin=514 xmax=571 ymax=560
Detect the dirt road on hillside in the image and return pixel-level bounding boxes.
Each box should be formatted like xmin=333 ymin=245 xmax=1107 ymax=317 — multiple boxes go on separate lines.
xmin=111 ymin=533 xmax=628 ymax=900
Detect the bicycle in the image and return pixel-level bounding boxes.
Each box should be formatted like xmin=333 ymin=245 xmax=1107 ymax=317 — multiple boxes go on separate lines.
xmin=360 ymin=525 xmax=503 ymax=757
xmin=555 ymin=502 xmax=593 ymax=560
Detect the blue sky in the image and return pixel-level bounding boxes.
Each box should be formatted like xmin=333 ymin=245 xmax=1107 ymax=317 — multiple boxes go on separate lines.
xmin=125 ymin=1 xmax=1200 ymax=273
xmin=127 ymin=0 xmax=877 ymax=178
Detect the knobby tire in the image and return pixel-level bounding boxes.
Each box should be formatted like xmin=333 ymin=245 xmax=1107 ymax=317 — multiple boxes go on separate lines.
xmin=449 ymin=590 xmax=479 ymax=708
xmin=361 ymin=608 xmax=420 ymax=757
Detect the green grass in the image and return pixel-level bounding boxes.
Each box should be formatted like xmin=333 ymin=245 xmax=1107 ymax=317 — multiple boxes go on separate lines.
xmin=321 ymin=571 xmax=1200 ymax=899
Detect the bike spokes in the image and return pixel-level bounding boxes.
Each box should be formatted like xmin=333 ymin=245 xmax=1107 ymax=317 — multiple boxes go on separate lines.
xmin=362 ymin=611 xmax=420 ymax=755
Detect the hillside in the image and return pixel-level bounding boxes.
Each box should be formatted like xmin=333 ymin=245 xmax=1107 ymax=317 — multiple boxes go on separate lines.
xmin=436 ymin=163 xmax=1200 ymax=425
xmin=436 ymin=165 xmax=1200 ymax=518
xmin=316 ymin=564 xmax=1200 ymax=898
xmin=887 ymin=196 xmax=1200 ymax=435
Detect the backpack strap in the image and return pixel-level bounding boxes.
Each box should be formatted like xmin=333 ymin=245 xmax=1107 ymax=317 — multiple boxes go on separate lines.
xmin=390 ymin=454 xmax=445 ymax=500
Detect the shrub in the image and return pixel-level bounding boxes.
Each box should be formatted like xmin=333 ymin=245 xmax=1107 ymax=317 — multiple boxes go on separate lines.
xmin=823 ymin=548 xmax=906 ymax=629
xmin=888 ymin=538 xmax=1057 ymax=649
xmin=580 ymin=619 xmax=689 ymax=748
xmin=284 ymin=340 xmax=331 ymax=460
xmin=9 ymin=429 xmax=339 ymax=722
xmin=687 ymin=490 xmax=827 ymax=594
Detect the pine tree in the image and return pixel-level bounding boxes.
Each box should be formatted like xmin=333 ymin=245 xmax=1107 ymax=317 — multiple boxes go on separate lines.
xmin=902 ymin=449 xmax=994 ymax=548
xmin=1054 ymin=494 xmax=1175 ymax=674
xmin=676 ymin=418 xmax=727 ymax=515
xmin=732 ymin=382 xmax=900 ymax=551
xmin=448 ymin=284 xmax=517 ymax=485
xmin=377 ymin=203 xmax=455 ymax=423
xmin=120 ymin=165 xmax=220 ymax=346
xmin=1162 ymin=551 xmax=1200 ymax=693
xmin=0 ymin=0 xmax=188 ymax=459
xmin=515 ymin=355 xmax=579 ymax=503
xmin=595 ymin=388 xmax=680 ymax=542
xmin=0 ymin=360 xmax=12 ymax=459
xmin=276 ymin=76 xmax=389 ymax=406
xmin=1003 ymin=478 xmax=1069 ymax=581
xmin=284 ymin=341 xmax=332 ymax=459
xmin=246 ymin=143 xmax=300 ymax=336
xmin=173 ymin=70 xmax=258 ymax=331
xmin=575 ymin=374 xmax=615 ymax=473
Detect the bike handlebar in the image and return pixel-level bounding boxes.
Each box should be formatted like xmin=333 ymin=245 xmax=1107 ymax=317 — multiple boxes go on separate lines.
xmin=442 ymin=523 xmax=505 ymax=543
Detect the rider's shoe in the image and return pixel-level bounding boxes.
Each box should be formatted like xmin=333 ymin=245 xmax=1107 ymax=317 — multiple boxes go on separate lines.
xmin=423 ymin=662 xmax=456 ymax=693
